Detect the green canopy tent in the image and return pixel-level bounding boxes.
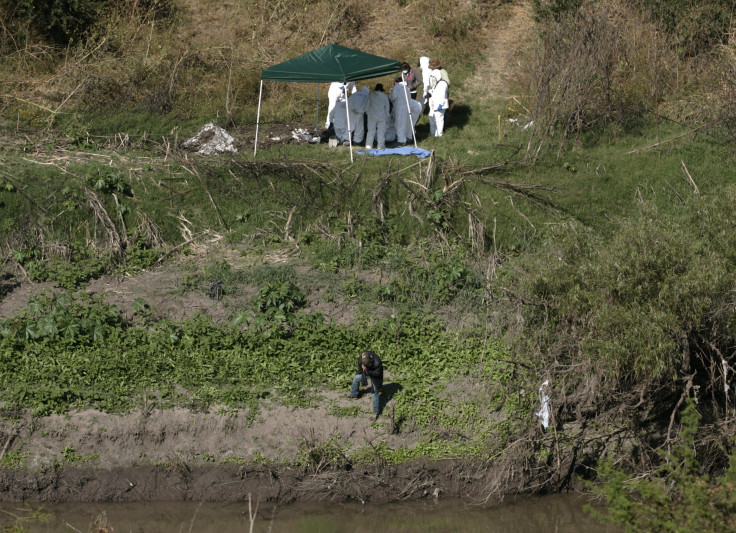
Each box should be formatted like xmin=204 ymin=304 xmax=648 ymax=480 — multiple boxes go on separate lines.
xmin=255 ymin=44 xmax=409 ymax=161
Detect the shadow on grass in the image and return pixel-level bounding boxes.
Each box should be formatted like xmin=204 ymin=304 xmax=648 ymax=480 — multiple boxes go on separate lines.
xmin=380 ymin=382 xmax=403 ymax=411
xmin=447 ymin=101 xmax=471 ymax=131
xmin=414 ymin=101 xmax=471 ymax=141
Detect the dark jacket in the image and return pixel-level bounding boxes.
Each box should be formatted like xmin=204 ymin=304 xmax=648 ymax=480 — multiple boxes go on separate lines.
xmin=402 ymin=68 xmax=422 ymax=93
xmin=357 ymin=351 xmax=383 ymax=392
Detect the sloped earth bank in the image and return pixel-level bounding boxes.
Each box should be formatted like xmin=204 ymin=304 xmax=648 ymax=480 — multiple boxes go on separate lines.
xmin=0 ymin=406 xmax=543 ymax=504
xmin=0 ymin=457 xmax=516 ymax=504
xmin=0 ymin=393 xmax=560 ymax=503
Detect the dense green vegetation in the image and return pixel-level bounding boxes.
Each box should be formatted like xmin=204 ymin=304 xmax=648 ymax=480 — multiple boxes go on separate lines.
xmin=0 ymin=291 xmax=510 ymax=461
xmin=3 ymin=0 xmax=736 ymax=526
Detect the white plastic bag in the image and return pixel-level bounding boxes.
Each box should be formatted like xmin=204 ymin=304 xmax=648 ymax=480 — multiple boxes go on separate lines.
xmin=535 ymin=380 xmax=550 ymax=429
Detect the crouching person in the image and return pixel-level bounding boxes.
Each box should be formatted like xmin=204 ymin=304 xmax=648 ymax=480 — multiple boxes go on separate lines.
xmin=348 ymin=350 xmax=383 ymax=418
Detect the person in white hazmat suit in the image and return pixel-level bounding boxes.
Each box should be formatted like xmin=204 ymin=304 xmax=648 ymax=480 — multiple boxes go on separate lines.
xmin=397 ymin=97 xmax=422 ymax=146
xmin=326 ymin=81 xmax=356 ymax=129
xmin=385 ymin=105 xmax=397 ymax=144
xmin=407 ymin=97 xmax=422 ymax=141
xmin=418 ymin=56 xmax=431 ymax=109
xmin=365 ymin=83 xmax=390 ymax=149
xmin=389 ymin=78 xmax=411 ymax=146
xmin=428 ymin=68 xmax=449 ymax=137
xmin=348 ymin=86 xmax=370 ymax=145
xmin=331 ymin=100 xmax=350 ymax=144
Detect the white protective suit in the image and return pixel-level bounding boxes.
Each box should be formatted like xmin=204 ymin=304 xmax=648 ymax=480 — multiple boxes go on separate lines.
xmin=418 ymin=56 xmax=431 ymax=109
xmin=332 ymin=100 xmax=351 ymax=143
xmin=385 ymin=108 xmax=397 ymax=143
xmin=398 ymin=97 xmax=422 ymax=144
xmin=428 ymin=69 xmax=449 ymax=137
xmin=408 ymin=98 xmax=422 ymax=139
xmin=347 ymin=86 xmax=370 ymax=144
xmin=365 ymin=88 xmax=390 ymax=149
xmin=389 ymin=81 xmax=411 ymax=145
xmin=326 ymin=82 xmax=356 ymax=128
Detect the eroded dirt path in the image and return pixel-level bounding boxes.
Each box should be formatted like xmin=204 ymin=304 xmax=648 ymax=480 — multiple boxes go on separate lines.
xmin=462 ymin=1 xmax=535 ymax=101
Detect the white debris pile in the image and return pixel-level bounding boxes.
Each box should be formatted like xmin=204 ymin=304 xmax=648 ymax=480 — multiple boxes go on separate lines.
xmin=507 ymin=117 xmax=534 ymax=131
xmin=182 ymin=123 xmax=237 ymax=155
xmin=291 ymin=128 xmax=320 ymax=144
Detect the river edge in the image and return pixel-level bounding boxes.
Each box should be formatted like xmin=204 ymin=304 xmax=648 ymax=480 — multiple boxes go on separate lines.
xmin=0 ymin=459 xmax=565 ymax=505
xmin=0 ymin=405 xmax=566 ymax=504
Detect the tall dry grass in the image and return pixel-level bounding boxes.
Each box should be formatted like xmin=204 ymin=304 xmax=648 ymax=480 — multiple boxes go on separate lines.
xmin=520 ymin=0 xmax=681 ymax=157
xmin=0 ymin=0 xmax=500 ymax=125
xmin=510 ymin=0 xmax=736 ymax=160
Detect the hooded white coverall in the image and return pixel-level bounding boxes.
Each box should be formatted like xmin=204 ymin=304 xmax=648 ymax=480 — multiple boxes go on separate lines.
xmin=365 ymin=88 xmax=390 ymax=149
xmin=389 ymin=82 xmax=411 ymax=145
xmin=331 ymin=100 xmax=351 ymax=143
xmin=407 ymin=98 xmax=422 ymax=138
xmin=398 ymin=98 xmax=422 ymax=144
xmin=385 ymin=108 xmax=397 ymax=143
xmin=326 ymin=82 xmax=356 ymax=128
xmin=418 ymin=56 xmax=431 ymax=109
xmin=348 ymin=86 xmax=370 ymax=144
xmin=428 ymin=69 xmax=449 ymax=137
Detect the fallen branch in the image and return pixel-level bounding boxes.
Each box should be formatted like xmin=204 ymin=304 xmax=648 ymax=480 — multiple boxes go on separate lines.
xmin=0 ymin=427 xmax=16 ymax=463
xmin=112 ymin=193 xmax=130 ymax=248
xmin=183 ymin=163 xmax=227 ymax=231
xmin=0 ymin=167 xmax=49 ymax=215
xmin=152 ymin=229 xmax=221 ymax=266
xmin=681 ymin=160 xmax=700 ymax=197
xmin=666 ymin=373 xmax=696 ymax=447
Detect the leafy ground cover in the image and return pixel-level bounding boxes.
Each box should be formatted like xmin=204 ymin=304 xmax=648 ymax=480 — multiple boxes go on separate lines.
xmin=0 ymin=282 xmax=512 ymax=451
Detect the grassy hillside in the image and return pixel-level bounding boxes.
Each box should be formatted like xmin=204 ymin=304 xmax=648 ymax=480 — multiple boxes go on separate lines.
xmin=2 ymin=0 xmax=736 ymax=513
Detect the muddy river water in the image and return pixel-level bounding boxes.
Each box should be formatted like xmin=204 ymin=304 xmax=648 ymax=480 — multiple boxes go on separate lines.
xmin=4 ymin=493 xmax=621 ymax=532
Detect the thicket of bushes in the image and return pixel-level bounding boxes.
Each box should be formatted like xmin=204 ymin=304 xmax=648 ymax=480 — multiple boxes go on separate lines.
xmin=0 ymin=0 xmax=499 ymax=120
xmin=492 ymin=187 xmax=736 ymax=491
xmin=533 ymin=0 xmax=735 ymax=58
xmin=0 ymin=0 xmax=176 ymax=48
xmin=525 ymin=0 xmax=736 ymax=155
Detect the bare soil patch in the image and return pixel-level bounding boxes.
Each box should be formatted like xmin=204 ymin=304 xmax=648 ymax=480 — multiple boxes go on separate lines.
xmin=462 ymin=2 xmax=536 ymax=102
xmin=0 ymin=389 xmax=515 ymax=504
xmin=0 ymin=458 xmax=514 ymax=505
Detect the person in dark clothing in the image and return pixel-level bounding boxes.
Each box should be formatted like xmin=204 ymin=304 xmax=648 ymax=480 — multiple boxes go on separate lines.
xmin=348 ymin=350 xmax=383 ymax=417
xmin=401 ymin=61 xmax=422 ymax=100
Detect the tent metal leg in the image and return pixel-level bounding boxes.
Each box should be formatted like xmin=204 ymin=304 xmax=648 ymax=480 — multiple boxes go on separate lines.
xmin=254 ymin=80 xmax=264 ymax=157
xmin=315 ymin=83 xmax=320 ymax=136
xmin=346 ymin=89 xmax=353 ymax=164
xmin=402 ymin=81 xmax=418 ymax=149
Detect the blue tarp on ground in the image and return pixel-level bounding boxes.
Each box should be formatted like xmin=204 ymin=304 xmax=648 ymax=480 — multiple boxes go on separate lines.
xmin=355 ymin=147 xmax=432 ymax=158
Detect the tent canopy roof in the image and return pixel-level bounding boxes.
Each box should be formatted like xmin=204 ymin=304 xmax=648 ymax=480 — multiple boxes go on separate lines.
xmin=261 ymin=44 xmax=402 ymax=83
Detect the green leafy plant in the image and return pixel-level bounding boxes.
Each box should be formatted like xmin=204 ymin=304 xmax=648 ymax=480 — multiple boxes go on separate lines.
xmin=250 ymin=281 xmax=306 ymax=332
xmin=88 ymin=169 xmax=131 ymax=196
xmin=60 ymin=445 xmax=99 ymax=464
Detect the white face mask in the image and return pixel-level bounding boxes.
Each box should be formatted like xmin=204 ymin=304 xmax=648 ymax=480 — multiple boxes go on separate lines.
xmin=403 ymin=70 xmax=408 ymax=74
